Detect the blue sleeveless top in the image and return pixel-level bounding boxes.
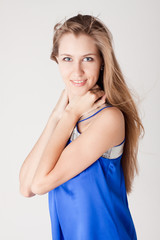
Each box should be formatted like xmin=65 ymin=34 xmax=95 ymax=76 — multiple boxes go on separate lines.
xmin=48 ymin=105 xmax=137 ymax=240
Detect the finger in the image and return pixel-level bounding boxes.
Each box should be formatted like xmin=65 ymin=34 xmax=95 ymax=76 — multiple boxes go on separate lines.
xmin=88 ymin=96 xmax=106 ymax=113
xmin=94 ymin=95 xmax=106 ymax=108
xmin=94 ymin=90 xmax=105 ymax=100
xmin=89 ymin=88 xmax=104 ymax=97
xmin=92 ymin=85 xmax=101 ymax=90
xmin=89 ymin=85 xmax=101 ymax=93
xmin=93 ymin=84 xmax=102 ymax=89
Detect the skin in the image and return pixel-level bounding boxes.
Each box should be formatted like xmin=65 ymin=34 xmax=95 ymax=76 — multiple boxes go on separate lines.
xmin=19 ymin=33 xmax=125 ymax=197
xmin=56 ymin=33 xmax=103 ymax=101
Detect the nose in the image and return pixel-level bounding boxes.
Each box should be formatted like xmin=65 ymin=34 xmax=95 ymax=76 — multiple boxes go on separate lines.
xmin=72 ymin=61 xmax=84 ymax=77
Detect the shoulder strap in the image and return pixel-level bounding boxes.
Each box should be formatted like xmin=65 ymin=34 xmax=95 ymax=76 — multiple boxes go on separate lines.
xmin=77 ymin=105 xmax=112 ymax=123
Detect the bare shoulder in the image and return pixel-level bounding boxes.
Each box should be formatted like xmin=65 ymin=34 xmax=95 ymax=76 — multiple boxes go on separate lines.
xmin=97 ymin=106 xmax=124 ymax=125
xmin=88 ymin=106 xmax=125 ymax=147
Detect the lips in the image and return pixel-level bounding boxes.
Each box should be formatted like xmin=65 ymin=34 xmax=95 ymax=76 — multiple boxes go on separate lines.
xmin=71 ymin=79 xmax=87 ymax=87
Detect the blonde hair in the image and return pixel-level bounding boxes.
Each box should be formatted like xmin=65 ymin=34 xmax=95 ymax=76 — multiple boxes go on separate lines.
xmin=50 ymin=14 xmax=144 ymax=194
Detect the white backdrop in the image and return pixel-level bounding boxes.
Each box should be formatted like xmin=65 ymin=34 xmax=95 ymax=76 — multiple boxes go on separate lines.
xmin=0 ymin=0 xmax=159 ymax=239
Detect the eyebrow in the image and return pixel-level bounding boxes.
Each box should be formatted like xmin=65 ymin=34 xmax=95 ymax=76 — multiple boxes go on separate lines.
xmin=60 ymin=53 xmax=98 ymax=57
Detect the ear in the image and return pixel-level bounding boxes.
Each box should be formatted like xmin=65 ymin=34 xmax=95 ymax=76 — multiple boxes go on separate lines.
xmin=101 ymin=57 xmax=104 ymax=66
xmin=100 ymin=58 xmax=104 ymax=70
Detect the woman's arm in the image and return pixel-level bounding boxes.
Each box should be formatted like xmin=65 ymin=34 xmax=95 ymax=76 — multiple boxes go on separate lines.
xmin=31 ymin=105 xmax=125 ymax=195
xmin=30 ymin=88 xmax=124 ymax=195
xmin=19 ymin=90 xmax=69 ymax=197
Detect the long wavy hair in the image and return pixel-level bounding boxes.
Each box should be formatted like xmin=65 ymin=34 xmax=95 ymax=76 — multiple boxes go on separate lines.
xmin=50 ymin=14 xmax=144 ymax=194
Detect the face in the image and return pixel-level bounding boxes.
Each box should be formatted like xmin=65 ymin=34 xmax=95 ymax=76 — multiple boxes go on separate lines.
xmin=56 ymin=33 xmax=102 ymax=99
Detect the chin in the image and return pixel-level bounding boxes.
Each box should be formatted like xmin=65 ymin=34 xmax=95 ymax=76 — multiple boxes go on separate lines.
xmin=72 ymin=88 xmax=89 ymax=96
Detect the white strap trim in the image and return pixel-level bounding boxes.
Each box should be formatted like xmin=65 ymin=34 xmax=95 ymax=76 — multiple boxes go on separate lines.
xmin=102 ymin=143 xmax=124 ymax=159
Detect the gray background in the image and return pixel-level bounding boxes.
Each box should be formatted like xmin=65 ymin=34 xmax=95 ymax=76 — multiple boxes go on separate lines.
xmin=0 ymin=0 xmax=159 ymax=239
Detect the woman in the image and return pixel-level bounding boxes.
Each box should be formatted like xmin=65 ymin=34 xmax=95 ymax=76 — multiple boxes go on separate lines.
xmin=19 ymin=14 xmax=144 ymax=239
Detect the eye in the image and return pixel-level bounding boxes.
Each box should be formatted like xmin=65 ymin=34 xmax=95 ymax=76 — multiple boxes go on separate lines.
xmin=63 ymin=57 xmax=72 ymax=62
xmin=83 ymin=57 xmax=93 ymax=62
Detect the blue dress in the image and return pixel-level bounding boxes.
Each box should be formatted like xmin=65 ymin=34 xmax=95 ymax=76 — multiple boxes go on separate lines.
xmin=48 ymin=105 xmax=137 ymax=240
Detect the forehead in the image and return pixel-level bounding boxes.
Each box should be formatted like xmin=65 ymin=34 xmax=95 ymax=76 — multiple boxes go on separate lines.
xmin=58 ymin=33 xmax=99 ymax=54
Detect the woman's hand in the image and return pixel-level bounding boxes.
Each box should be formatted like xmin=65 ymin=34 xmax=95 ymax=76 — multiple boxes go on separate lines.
xmin=50 ymin=89 xmax=69 ymax=120
xmin=66 ymin=85 xmax=106 ymax=118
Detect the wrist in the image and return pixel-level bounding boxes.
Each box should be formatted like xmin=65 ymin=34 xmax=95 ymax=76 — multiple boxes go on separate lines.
xmin=65 ymin=105 xmax=80 ymax=120
xmin=48 ymin=109 xmax=61 ymax=123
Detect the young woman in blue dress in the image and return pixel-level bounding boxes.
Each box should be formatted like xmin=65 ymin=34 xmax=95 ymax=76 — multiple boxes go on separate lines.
xmin=19 ymin=14 xmax=144 ymax=239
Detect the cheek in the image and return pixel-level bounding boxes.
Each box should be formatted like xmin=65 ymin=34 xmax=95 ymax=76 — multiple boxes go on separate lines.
xmin=89 ymin=62 xmax=101 ymax=73
xmin=59 ymin=66 xmax=70 ymax=79
xmin=90 ymin=65 xmax=101 ymax=79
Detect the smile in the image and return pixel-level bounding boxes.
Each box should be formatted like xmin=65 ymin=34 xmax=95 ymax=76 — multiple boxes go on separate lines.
xmin=73 ymin=80 xmax=84 ymax=83
xmin=71 ymin=79 xmax=87 ymax=87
